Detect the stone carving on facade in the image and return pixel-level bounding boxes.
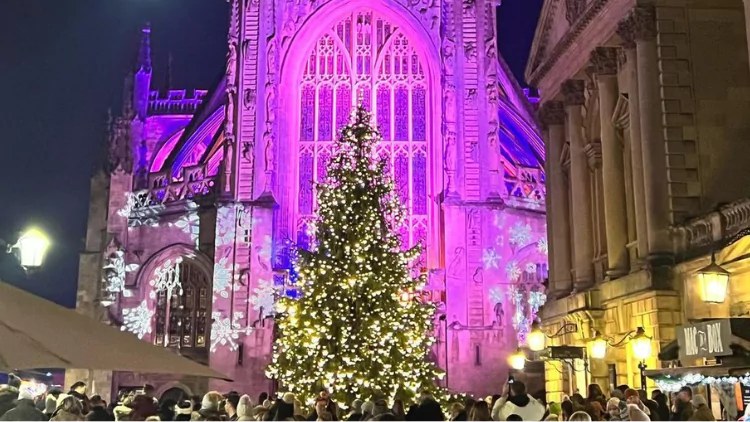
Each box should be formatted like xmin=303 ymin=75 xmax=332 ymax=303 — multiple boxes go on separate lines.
xmin=565 ymin=0 xmax=586 ymax=25
xmin=443 ymin=41 xmax=456 ymax=76
xmin=590 ymin=47 xmax=618 ymax=76
xmin=448 ymin=246 xmax=466 ymax=278
xmin=242 ymin=140 xmax=255 ymax=166
xmin=264 ymin=125 xmax=275 ymax=174
xmin=405 ymin=0 xmax=440 ymax=30
xmin=462 ymin=0 xmax=476 ymax=17
xmin=444 ymin=130 xmax=457 ymax=195
xmin=464 ymin=42 xmax=477 ymax=62
xmin=561 ymin=79 xmax=586 ymax=106
xmin=488 ymin=129 xmax=502 ymax=197
xmin=243 ymin=88 xmax=257 ymax=112
xmin=466 ymin=88 xmax=478 ymax=103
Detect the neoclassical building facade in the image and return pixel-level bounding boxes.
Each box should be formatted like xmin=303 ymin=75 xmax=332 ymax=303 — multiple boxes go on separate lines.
xmin=71 ymin=0 xmax=548 ymax=400
xmin=528 ymin=0 xmax=750 ymax=401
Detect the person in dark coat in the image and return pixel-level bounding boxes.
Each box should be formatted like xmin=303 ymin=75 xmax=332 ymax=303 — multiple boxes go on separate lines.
xmin=68 ymin=381 xmax=90 ymax=415
xmin=86 ymin=395 xmax=113 ymax=421
xmin=0 ymin=374 xmax=22 ymax=418
xmin=0 ymin=389 xmax=46 ymax=421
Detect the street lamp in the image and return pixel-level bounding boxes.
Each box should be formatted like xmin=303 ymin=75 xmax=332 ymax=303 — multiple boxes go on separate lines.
xmin=590 ymin=331 xmax=608 ymax=360
xmin=630 ymin=327 xmax=652 ymax=361
xmin=527 ymin=320 xmax=578 ymax=352
xmin=696 ymin=254 xmax=730 ymax=304
xmin=508 ymin=349 xmax=526 ymax=370
xmin=1 ymin=228 xmax=50 ymax=270
xmin=15 ymin=228 xmax=50 ymax=269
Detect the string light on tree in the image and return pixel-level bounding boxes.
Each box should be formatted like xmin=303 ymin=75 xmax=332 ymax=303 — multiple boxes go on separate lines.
xmin=267 ymin=106 xmax=442 ymax=405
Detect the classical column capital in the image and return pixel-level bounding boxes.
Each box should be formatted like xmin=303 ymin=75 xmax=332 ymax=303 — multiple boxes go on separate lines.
xmin=632 ymin=5 xmax=657 ymax=41
xmin=561 ymin=79 xmax=586 ymax=106
xmin=617 ymin=15 xmax=637 ymax=48
xmin=590 ymin=47 xmax=619 ymax=76
xmin=538 ymin=101 xmax=566 ymax=127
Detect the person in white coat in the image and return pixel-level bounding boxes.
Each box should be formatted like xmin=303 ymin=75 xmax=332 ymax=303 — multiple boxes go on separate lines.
xmin=491 ymin=381 xmax=545 ymax=421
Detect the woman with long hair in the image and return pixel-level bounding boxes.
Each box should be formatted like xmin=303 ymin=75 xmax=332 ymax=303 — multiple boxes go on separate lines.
xmin=51 ymin=396 xmax=83 ymax=421
xmin=469 ymin=401 xmax=492 ymax=421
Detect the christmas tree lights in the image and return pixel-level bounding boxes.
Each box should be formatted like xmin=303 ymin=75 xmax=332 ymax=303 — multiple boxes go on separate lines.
xmin=267 ymin=106 xmax=442 ymax=405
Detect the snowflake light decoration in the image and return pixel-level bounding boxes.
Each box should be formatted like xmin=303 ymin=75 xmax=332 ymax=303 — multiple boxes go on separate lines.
xmin=216 ymin=205 xmax=242 ymax=247
xmin=213 ymin=257 xmax=240 ymax=301
xmin=170 ymin=213 xmax=200 ymax=247
xmin=148 ymin=257 xmax=183 ymax=299
xmin=249 ymin=279 xmax=277 ymax=318
xmin=121 ymin=300 xmax=154 ymax=339
xmin=525 ymin=263 xmax=537 ymax=274
xmin=509 ymin=222 xmax=532 ymax=246
xmin=258 ymin=235 xmax=273 ymax=262
xmin=528 ymin=290 xmax=547 ymax=316
xmin=103 ymin=250 xmax=139 ymax=296
xmin=210 ymin=311 xmax=253 ymax=353
xmin=537 ymin=237 xmax=548 ymax=255
xmin=489 ymin=287 xmax=503 ymax=305
xmin=117 ymin=192 xmax=136 ymax=218
xmin=505 ymin=261 xmax=521 ymax=281
xmin=482 ymin=248 xmax=500 ymax=269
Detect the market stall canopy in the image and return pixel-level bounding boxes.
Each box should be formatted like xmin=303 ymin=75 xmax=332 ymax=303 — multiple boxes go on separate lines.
xmin=0 ymin=280 xmax=230 ymax=381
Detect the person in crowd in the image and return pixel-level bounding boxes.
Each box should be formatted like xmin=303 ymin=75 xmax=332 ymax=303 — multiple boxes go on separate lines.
xmin=68 ymin=381 xmax=90 ymax=413
xmin=86 ymin=395 xmax=113 ymax=421
xmin=569 ymin=411 xmax=592 ymax=421
xmin=624 ymin=388 xmax=650 ymax=419
xmin=449 ymin=403 xmax=466 ymax=421
xmin=583 ymin=401 xmax=604 ymax=421
xmin=235 ymin=395 xmax=254 ymax=421
xmin=688 ymin=395 xmax=713 ymax=421
xmin=586 ymin=385 xmax=606 ymax=409
xmin=157 ymin=399 xmax=176 ymax=422
xmin=469 ymin=400 xmax=491 ymax=421
xmin=560 ymin=400 xmax=575 ymax=421
xmin=570 ymin=394 xmax=586 ymax=410
xmin=416 ymin=398 xmax=445 ymax=421
xmin=505 ymin=415 xmax=522 ymax=422
xmin=491 ymin=381 xmax=545 ymax=421
xmin=145 ymin=417 xmax=160 ymax=421
xmin=51 ymin=396 xmax=84 ymax=421
xmin=543 ymin=415 xmax=558 ymax=421
xmin=627 ymin=402 xmax=651 ymax=421
xmin=317 ymin=411 xmax=332 ymax=422
xmin=143 ymin=385 xmax=157 ymax=404
xmin=670 ymin=386 xmax=694 ymax=421
xmin=546 ymin=402 xmax=561 ymax=422
xmin=192 ymin=392 xmax=223 ymax=421
xmin=172 ymin=400 xmax=193 ymax=422
xmin=0 ymin=374 xmax=22 ymax=418
xmin=605 ymin=398 xmax=622 ymax=421
xmin=372 ymin=414 xmax=396 ymax=422
xmin=392 ymin=399 xmax=405 ymax=421
xmin=0 ymin=386 xmax=46 ymax=421
xmin=635 ymin=390 xmax=659 ymax=421
xmin=345 ymin=400 xmax=363 ymax=421
xmin=649 ymin=391 xmax=669 ymax=422
xmin=372 ymin=399 xmax=392 ymax=419
xmin=225 ymin=393 xmax=241 ymax=421
xmin=112 ymin=395 xmax=134 ymax=421
xmin=131 ymin=394 xmax=158 ymax=420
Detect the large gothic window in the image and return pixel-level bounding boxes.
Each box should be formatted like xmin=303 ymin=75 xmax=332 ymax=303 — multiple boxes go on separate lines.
xmin=297 ymin=10 xmax=429 ymax=256
xmin=153 ymin=260 xmax=210 ymax=362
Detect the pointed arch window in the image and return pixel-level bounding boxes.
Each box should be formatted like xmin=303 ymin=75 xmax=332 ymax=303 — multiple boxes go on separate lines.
xmin=153 ymin=259 xmax=210 ymax=362
xmin=296 ymin=10 xmax=429 ymax=258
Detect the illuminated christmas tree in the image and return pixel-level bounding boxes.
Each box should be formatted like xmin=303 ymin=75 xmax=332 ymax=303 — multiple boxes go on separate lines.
xmin=267 ymin=106 xmax=442 ymax=404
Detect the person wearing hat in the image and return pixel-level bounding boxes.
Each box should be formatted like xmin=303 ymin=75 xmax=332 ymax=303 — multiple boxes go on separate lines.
xmin=173 ymin=401 xmax=193 ymax=422
xmin=0 ymin=374 xmax=22 ymax=418
xmin=688 ymin=395 xmax=714 ymax=421
xmin=0 ymin=385 xmax=46 ymax=421
xmin=347 ymin=399 xmax=363 ymax=421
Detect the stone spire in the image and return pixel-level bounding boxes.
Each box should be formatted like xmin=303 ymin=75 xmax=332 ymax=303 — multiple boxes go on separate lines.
xmin=138 ymin=23 xmax=153 ymax=74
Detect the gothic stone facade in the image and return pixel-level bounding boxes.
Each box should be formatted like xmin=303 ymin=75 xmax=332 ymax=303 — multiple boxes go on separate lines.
xmin=72 ymin=0 xmax=548 ymax=400
xmin=527 ymin=0 xmax=750 ymax=401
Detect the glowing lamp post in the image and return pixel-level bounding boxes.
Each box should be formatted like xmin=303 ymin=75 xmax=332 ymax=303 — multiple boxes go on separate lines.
xmin=589 ymin=331 xmax=608 ymax=360
xmin=527 ymin=322 xmax=547 ymax=352
xmin=15 ymin=229 xmax=50 ymax=269
xmin=508 ymin=349 xmax=526 ymax=371
xmin=696 ymin=258 xmax=730 ymax=304
xmin=631 ymin=327 xmax=652 ymax=361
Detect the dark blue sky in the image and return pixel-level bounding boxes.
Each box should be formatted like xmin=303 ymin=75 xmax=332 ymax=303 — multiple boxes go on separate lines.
xmin=0 ymin=0 xmax=542 ymax=307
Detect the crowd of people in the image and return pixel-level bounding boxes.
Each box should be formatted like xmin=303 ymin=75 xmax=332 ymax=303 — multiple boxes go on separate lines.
xmin=0 ymin=374 xmax=741 ymax=421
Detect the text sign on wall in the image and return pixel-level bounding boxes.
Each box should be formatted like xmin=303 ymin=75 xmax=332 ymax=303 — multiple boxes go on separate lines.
xmin=677 ymin=319 xmax=733 ymax=361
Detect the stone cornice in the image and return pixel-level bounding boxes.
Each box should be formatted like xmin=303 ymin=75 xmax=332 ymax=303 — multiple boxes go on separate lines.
xmin=526 ymin=0 xmax=612 ymax=87
xmin=538 ymin=101 xmax=566 ymax=127
xmin=590 ymin=47 xmax=619 ymax=76
xmin=561 ymin=79 xmax=586 ymax=106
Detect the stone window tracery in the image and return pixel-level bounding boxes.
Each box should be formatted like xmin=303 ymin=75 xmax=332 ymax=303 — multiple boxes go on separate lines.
xmin=153 ymin=260 xmax=210 ymax=362
xmin=297 ymin=10 xmax=429 ymax=254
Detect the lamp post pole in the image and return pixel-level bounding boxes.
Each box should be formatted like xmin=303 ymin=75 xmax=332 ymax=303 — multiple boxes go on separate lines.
xmin=638 ymin=361 xmax=647 ymax=391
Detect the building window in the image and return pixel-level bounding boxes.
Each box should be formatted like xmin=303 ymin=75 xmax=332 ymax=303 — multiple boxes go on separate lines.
xmin=296 ymin=10 xmax=429 ymax=258
xmin=153 ymin=261 xmax=210 ymax=362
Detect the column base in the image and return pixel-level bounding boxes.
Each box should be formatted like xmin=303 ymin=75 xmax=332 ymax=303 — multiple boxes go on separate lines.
xmin=646 ymin=252 xmax=674 ymax=267
xmin=573 ymin=277 xmax=594 ymax=292
xmin=548 ymin=285 xmax=573 ymax=300
xmin=605 ymin=268 xmax=628 ymax=280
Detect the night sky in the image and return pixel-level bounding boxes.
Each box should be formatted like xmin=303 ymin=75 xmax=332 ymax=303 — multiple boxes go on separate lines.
xmin=0 ymin=0 xmax=542 ymax=308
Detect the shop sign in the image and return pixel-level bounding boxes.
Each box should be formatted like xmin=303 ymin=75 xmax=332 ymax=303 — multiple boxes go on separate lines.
xmin=677 ymin=319 xmax=733 ymax=361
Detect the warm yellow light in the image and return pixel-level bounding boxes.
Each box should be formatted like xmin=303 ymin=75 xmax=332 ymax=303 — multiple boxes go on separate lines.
xmin=631 ymin=327 xmax=652 ymax=361
xmin=508 ymin=349 xmax=526 ymax=370
xmin=15 ymin=228 xmax=50 ymax=268
xmin=697 ymin=261 xmax=730 ymax=304
xmin=590 ymin=331 xmax=608 ymax=360
xmin=527 ymin=322 xmax=547 ymax=352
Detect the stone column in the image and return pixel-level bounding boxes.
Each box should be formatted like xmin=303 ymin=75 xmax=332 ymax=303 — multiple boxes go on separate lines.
xmin=561 ymin=80 xmax=594 ymax=289
xmin=590 ymin=47 xmax=629 ymax=278
xmin=744 ymin=0 xmax=750 ymax=75
xmin=617 ymin=17 xmax=650 ymax=263
xmin=633 ymin=6 xmax=673 ymax=261
xmin=540 ymin=101 xmax=572 ymax=298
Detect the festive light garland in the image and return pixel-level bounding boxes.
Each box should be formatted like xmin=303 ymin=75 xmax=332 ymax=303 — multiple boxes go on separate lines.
xmin=267 ymin=106 xmax=442 ymax=405
xmin=654 ymin=373 xmax=750 ymax=392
